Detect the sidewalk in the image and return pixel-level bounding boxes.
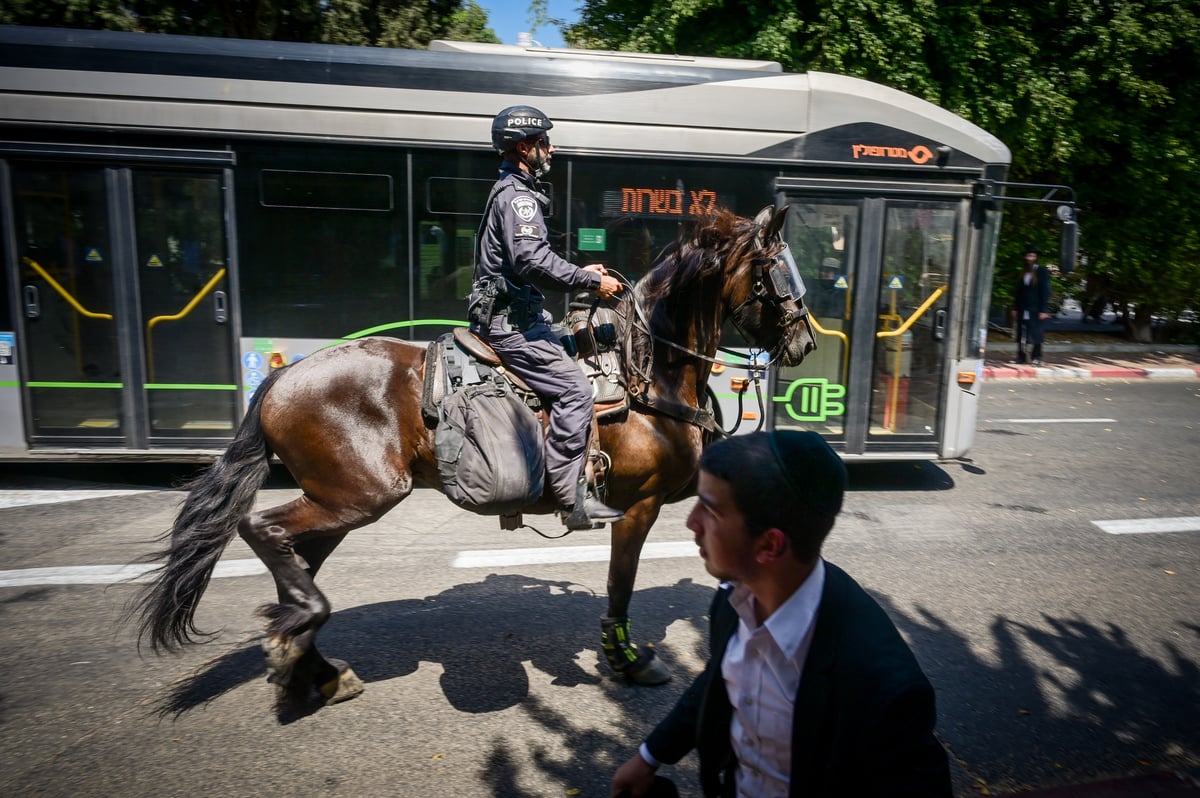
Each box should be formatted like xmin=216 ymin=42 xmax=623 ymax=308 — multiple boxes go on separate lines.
xmin=983 ymin=319 xmax=1199 ymax=381
xmin=984 ymin=344 xmax=1200 ymax=380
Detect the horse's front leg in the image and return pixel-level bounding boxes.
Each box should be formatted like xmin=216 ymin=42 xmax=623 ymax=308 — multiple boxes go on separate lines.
xmin=603 ymin=498 xmax=672 ymax=685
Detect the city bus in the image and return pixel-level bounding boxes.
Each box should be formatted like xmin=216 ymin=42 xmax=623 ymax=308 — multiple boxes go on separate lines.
xmin=0 ymin=24 xmax=1054 ymax=462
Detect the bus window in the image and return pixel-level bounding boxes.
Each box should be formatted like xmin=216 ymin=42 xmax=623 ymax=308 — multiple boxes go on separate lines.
xmin=11 ymin=166 xmax=123 ymax=439
xmin=412 ymin=150 xmax=502 ymax=339
xmin=870 ymin=203 xmax=955 ymax=439
xmin=236 ymin=144 xmax=408 ymax=340
xmin=568 ymin=157 xmax=774 ymax=320
xmin=775 ymin=201 xmax=860 ymax=438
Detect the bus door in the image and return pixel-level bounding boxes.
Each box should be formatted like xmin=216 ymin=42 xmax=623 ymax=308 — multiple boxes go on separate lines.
xmin=3 ymin=152 xmax=238 ymax=450
xmin=773 ymin=180 xmax=972 ymax=457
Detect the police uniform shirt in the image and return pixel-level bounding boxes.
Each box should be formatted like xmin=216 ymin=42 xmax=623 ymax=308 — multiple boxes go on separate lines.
xmin=478 ymin=163 xmax=600 ymax=302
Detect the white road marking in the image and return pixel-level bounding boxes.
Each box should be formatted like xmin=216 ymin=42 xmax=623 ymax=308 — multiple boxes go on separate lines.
xmin=1092 ymin=516 xmax=1200 ymax=535
xmin=0 ymin=488 xmax=157 ymax=510
xmin=0 ymin=558 xmax=266 ymax=587
xmin=453 ymin=540 xmax=696 ymax=568
xmin=999 ymin=418 xmax=1117 ymax=424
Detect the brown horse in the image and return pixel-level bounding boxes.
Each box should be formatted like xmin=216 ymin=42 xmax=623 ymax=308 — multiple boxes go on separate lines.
xmin=132 ymin=204 xmax=816 ymax=708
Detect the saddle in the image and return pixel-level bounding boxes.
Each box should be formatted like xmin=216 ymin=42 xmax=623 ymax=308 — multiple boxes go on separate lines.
xmin=420 ymin=307 xmax=629 ymax=429
xmin=420 ymin=307 xmax=629 ymax=527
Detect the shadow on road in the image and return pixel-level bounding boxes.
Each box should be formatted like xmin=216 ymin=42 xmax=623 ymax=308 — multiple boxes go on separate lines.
xmin=877 ymin=593 xmax=1200 ymax=793
xmin=145 ymin=569 xmax=1198 ymax=794
xmin=151 ymin=574 xmax=714 ymax=720
xmin=847 ymin=460 xmax=957 ymax=491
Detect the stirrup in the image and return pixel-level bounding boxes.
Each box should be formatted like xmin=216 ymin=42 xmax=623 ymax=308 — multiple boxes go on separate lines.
xmin=561 ymin=481 xmax=625 ymax=530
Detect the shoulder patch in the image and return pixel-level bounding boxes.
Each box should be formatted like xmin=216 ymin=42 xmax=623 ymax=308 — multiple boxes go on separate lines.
xmin=514 ymin=222 xmax=542 ymax=240
xmin=511 ymin=195 xmax=538 ymax=223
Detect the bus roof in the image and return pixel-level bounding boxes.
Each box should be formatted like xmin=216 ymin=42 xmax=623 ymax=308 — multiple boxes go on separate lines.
xmin=0 ymin=25 xmax=1011 ymax=167
xmin=427 ymin=39 xmax=785 ymax=72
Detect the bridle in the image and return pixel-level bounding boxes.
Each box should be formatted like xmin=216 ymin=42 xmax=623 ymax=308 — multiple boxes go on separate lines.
xmin=728 ymin=241 xmax=811 ymax=363
xmin=617 ymin=232 xmax=810 ymax=370
xmin=601 ymin=228 xmax=811 ymax=435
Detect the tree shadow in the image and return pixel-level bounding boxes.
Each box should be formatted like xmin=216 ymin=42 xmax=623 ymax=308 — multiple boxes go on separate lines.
xmin=875 ymin=592 xmax=1200 ymax=793
xmin=151 ymin=574 xmax=714 ymax=723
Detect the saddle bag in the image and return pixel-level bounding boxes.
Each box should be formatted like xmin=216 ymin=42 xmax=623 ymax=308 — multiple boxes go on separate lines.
xmin=435 ymin=379 xmax=545 ymax=514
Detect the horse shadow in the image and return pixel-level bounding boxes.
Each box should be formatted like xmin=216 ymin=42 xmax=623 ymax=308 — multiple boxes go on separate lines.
xmin=151 ymin=574 xmax=715 ymax=722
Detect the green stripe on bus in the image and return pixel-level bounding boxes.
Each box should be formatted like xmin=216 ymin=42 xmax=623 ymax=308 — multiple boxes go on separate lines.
xmin=22 ymin=382 xmax=236 ymax=390
xmin=343 ymin=318 xmax=468 ymax=339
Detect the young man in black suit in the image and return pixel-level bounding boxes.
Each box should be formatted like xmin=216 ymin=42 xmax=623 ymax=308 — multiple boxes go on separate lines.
xmin=610 ymin=431 xmax=952 ymax=797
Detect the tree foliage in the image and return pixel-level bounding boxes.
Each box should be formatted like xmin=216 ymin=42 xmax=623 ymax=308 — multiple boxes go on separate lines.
xmin=0 ymin=0 xmax=501 ymax=47
xmin=565 ymin=0 xmax=1200 ymax=336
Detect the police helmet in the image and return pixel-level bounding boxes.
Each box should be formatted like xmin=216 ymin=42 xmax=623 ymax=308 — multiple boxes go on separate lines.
xmin=491 ymin=105 xmax=553 ymax=151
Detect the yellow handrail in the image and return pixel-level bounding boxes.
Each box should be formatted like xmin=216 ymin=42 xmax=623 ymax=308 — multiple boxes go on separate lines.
xmin=875 ymin=283 xmax=948 ymax=431
xmin=805 ymin=314 xmax=851 ymax=386
xmin=145 ymin=267 xmax=227 ymax=381
xmin=875 ymin=284 xmax=948 ymax=338
xmin=22 ymin=257 xmax=113 ymax=320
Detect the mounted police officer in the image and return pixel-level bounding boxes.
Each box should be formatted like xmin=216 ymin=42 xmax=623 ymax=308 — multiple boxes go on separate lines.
xmin=470 ymin=104 xmax=625 ymax=530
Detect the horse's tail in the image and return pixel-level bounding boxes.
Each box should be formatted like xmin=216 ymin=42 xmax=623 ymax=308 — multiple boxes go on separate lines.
xmin=131 ymin=369 xmax=282 ymax=653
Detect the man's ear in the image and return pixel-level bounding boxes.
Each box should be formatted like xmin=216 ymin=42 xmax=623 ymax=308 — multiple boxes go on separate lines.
xmin=755 ymin=527 xmax=789 ymax=563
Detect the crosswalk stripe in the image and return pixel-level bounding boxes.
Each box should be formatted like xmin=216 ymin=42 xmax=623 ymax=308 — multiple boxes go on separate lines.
xmin=0 ymin=559 xmax=266 ymax=588
xmin=453 ymin=540 xmax=696 ymax=568
xmin=0 ymin=488 xmax=156 ymax=510
xmin=1092 ymin=516 xmax=1200 ymax=535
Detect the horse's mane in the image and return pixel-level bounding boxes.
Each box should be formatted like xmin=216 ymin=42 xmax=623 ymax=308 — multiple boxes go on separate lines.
xmin=636 ymin=207 xmax=753 ymax=308
xmin=622 ymin=207 xmax=761 ymax=382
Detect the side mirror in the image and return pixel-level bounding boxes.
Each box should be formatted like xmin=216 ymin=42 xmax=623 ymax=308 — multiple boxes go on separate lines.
xmin=1058 ymin=205 xmax=1078 ymax=274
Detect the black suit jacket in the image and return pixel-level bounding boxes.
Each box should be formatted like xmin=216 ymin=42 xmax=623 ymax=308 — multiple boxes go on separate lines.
xmin=1014 ymin=265 xmax=1052 ymax=315
xmin=646 ymin=562 xmax=952 ymax=797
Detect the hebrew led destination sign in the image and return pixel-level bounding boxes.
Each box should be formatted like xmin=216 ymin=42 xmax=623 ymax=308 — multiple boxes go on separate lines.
xmin=601 ymin=187 xmax=732 ymax=218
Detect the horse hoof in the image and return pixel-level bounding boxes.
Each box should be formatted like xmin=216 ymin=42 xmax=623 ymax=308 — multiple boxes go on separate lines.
xmin=262 ymin=636 xmax=299 ymax=684
xmin=319 ymin=661 xmax=365 ymax=705
xmin=625 ymin=657 xmax=672 ymax=686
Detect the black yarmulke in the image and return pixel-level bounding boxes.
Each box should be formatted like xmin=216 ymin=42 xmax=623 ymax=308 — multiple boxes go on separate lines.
xmin=767 ymin=430 xmax=848 ymax=518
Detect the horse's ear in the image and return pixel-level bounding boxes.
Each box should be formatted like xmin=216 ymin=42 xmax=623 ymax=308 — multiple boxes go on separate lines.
xmin=761 ymin=204 xmax=789 ymax=241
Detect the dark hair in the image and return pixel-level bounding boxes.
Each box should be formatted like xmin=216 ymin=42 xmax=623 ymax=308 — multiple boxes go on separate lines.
xmin=699 ymin=431 xmax=845 ymax=563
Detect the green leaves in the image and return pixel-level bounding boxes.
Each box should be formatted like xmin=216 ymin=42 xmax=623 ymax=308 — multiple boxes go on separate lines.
xmin=568 ymin=0 xmax=1200 ymax=324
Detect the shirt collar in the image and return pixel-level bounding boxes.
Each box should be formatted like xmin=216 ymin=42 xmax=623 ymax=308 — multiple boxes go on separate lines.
xmin=728 ymin=558 xmax=826 ymax=661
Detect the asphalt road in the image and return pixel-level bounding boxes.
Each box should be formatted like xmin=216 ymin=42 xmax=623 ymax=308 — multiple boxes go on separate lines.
xmin=0 ymin=380 xmax=1196 ymax=797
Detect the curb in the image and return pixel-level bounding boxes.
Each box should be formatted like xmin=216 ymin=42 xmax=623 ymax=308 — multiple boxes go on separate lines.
xmin=983 ymin=365 xmax=1200 ymax=381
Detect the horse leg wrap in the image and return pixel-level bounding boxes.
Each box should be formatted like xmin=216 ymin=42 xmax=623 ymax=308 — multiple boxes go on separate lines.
xmin=602 ymin=615 xmax=671 ymax=685
xmin=601 ymin=615 xmax=653 ymax=673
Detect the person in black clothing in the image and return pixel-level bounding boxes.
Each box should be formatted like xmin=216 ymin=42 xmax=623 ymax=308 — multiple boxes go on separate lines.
xmin=1010 ymin=245 xmax=1052 ymax=365
xmin=610 ymin=431 xmax=952 ymax=798
xmin=472 ymin=105 xmax=625 ymax=530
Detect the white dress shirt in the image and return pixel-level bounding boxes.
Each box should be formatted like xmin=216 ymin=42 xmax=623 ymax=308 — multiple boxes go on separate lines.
xmin=722 ymin=559 xmax=826 ymax=798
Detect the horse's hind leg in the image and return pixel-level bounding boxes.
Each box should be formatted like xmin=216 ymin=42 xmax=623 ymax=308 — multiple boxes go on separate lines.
xmin=238 ymin=496 xmax=366 ymax=706
xmin=287 ymin=533 xmax=366 ymax=705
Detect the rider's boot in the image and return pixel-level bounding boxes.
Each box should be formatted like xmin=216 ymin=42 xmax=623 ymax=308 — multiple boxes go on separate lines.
xmin=562 ymin=478 xmax=624 ymax=531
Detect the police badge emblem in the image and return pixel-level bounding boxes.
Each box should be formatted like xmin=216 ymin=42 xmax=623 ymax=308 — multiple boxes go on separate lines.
xmin=512 ymin=196 xmax=538 ymax=222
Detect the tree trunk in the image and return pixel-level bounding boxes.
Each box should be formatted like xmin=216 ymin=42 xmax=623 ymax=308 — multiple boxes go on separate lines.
xmin=1127 ymin=306 xmax=1154 ymax=343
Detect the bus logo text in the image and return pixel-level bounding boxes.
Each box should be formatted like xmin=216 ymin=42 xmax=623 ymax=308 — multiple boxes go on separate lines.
xmin=851 ymin=144 xmax=935 ymax=165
